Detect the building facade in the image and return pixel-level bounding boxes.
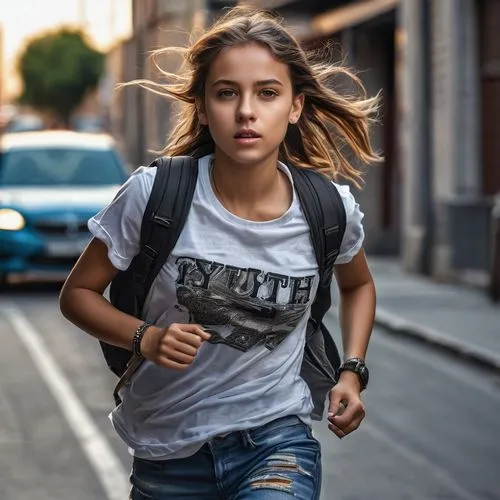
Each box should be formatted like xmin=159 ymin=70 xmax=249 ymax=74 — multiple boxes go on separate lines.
xmin=399 ymin=0 xmax=500 ymax=282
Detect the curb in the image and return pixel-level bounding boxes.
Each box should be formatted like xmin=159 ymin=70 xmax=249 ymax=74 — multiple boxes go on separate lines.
xmin=375 ymin=307 xmax=500 ymax=372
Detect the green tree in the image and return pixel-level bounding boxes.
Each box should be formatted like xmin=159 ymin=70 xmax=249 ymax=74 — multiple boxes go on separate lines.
xmin=17 ymin=28 xmax=104 ymax=127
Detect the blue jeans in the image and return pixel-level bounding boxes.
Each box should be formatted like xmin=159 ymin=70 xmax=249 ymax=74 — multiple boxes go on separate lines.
xmin=130 ymin=416 xmax=322 ymax=499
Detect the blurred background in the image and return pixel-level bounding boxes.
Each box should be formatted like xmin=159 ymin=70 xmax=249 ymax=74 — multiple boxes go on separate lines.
xmin=0 ymin=1 xmax=499 ymax=500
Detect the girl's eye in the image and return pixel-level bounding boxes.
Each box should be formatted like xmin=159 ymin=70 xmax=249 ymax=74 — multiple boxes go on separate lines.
xmin=217 ymin=90 xmax=235 ymax=98
xmin=260 ymin=89 xmax=278 ymax=98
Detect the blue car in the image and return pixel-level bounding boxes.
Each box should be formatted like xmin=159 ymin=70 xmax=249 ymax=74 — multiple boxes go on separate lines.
xmin=0 ymin=131 xmax=128 ymax=285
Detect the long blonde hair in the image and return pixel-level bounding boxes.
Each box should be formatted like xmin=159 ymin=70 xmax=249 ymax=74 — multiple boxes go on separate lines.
xmin=128 ymin=6 xmax=380 ymax=186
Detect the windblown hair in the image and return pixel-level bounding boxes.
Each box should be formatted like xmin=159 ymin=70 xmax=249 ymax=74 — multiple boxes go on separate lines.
xmin=127 ymin=6 xmax=381 ymax=185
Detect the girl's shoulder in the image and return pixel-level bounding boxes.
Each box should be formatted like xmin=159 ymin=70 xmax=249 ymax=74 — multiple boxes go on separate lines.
xmin=126 ymin=165 xmax=157 ymax=191
xmin=87 ymin=165 xmax=159 ymax=271
xmin=108 ymin=165 xmax=158 ymax=206
xmin=331 ymin=182 xmax=358 ymax=215
xmin=331 ymin=182 xmax=365 ymax=264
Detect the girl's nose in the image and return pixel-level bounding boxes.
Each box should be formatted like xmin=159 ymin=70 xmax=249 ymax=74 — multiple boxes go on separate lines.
xmin=236 ymin=97 xmax=256 ymax=122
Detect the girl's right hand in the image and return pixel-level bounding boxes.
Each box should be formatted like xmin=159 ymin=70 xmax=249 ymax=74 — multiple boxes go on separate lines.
xmin=140 ymin=323 xmax=211 ymax=370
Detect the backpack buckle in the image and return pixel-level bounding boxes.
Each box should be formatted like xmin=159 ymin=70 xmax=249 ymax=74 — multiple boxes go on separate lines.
xmin=153 ymin=214 xmax=172 ymax=227
xmin=325 ymin=248 xmax=339 ymax=263
xmin=143 ymin=245 xmax=158 ymax=258
xmin=324 ymin=224 xmax=340 ymax=237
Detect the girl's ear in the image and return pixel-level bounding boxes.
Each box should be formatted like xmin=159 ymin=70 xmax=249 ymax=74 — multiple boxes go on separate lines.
xmin=199 ymin=112 xmax=208 ymax=126
xmin=289 ymin=93 xmax=305 ymax=124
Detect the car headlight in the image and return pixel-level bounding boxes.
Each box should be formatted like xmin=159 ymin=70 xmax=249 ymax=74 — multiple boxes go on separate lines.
xmin=0 ymin=209 xmax=26 ymax=231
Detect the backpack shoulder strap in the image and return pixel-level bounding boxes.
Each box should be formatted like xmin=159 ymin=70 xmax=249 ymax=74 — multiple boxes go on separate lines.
xmin=288 ymin=166 xmax=347 ymax=321
xmin=132 ymin=156 xmax=198 ymax=317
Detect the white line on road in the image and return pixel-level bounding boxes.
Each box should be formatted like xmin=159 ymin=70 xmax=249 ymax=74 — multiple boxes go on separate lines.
xmin=2 ymin=304 xmax=130 ymax=500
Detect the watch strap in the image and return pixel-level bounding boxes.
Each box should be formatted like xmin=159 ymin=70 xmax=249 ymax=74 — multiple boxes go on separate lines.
xmin=338 ymin=357 xmax=368 ymax=390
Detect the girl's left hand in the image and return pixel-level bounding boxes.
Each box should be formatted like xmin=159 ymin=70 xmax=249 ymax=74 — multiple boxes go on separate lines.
xmin=327 ymin=371 xmax=366 ymax=439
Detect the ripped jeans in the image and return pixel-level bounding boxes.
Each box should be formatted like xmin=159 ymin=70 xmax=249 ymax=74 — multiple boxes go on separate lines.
xmin=130 ymin=415 xmax=322 ymax=499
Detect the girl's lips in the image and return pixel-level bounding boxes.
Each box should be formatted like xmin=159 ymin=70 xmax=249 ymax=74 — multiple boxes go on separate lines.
xmin=234 ymin=137 xmax=261 ymax=145
xmin=234 ymin=129 xmax=261 ymax=138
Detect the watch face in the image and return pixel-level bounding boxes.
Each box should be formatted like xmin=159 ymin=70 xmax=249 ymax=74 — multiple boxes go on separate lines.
xmin=339 ymin=359 xmax=369 ymax=389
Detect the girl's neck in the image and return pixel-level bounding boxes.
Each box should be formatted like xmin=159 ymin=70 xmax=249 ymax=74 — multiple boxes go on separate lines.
xmin=210 ymin=149 xmax=292 ymax=222
xmin=211 ymin=150 xmax=281 ymax=203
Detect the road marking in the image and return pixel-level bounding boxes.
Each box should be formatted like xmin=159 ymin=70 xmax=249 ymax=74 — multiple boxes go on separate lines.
xmin=2 ymin=305 xmax=130 ymax=500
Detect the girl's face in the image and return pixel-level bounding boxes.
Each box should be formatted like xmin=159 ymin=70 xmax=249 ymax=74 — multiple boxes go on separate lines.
xmin=199 ymin=42 xmax=304 ymax=166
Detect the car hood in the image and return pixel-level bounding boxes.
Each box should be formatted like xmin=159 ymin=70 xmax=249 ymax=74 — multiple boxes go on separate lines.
xmin=0 ymin=186 xmax=120 ymax=211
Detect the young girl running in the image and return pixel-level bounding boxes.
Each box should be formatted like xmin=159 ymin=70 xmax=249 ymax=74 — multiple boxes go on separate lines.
xmin=60 ymin=6 xmax=378 ymax=499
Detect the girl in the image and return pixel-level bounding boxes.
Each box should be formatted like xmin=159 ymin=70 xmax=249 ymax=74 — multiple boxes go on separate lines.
xmin=60 ymin=6 xmax=378 ymax=499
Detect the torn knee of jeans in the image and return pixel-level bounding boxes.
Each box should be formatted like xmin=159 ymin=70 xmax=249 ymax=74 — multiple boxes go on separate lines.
xmin=249 ymin=452 xmax=311 ymax=491
xmin=250 ymin=474 xmax=293 ymax=492
xmin=266 ymin=453 xmax=298 ymax=470
xmin=267 ymin=452 xmax=312 ymax=477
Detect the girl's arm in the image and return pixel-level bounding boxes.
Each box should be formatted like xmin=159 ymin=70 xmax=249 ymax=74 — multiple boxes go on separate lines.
xmin=334 ymin=248 xmax=376 ymax=361
xmin=59 ymin=238 xmax=210 ymax=367
xmin=59 ymin=237 xmax=146 ymax=350
xmin=327 ymin=248 xmax=376 ymax=438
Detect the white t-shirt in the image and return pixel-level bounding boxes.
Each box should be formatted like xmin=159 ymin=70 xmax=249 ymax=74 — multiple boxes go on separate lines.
xmin=88 ymin=154 xmax=364 ymax=460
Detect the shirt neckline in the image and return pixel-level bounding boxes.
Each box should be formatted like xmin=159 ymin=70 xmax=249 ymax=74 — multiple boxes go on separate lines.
xmin=199 ymin=154 xmax=297 ymax=228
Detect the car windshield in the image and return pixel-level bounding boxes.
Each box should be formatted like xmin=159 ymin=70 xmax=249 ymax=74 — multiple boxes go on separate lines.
xmin=0 ymin=148 xmax=126 ymax=187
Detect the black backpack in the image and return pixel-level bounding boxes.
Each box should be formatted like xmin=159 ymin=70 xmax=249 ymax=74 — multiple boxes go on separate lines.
xmin=103 ymin=156 xmax=346 ymax=419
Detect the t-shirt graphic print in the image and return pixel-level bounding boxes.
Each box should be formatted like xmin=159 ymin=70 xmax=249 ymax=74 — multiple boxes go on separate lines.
xmin=175 ymin=256 xmax=315 ymax=352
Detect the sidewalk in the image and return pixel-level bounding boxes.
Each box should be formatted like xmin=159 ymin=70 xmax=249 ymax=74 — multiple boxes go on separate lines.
xmin=367 ymin=257 xmax=500 ymax=371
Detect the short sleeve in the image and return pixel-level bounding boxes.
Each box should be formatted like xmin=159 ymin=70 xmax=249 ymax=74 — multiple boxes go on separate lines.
xmin=88 ymin=166 xmax=156 ymax=271
xmin=332 ymin=182 xmax=365 ymax=264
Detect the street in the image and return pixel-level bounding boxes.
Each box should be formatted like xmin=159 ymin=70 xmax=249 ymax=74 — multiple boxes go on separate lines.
xmin=1 ymin=284 xmax=499 ymax=500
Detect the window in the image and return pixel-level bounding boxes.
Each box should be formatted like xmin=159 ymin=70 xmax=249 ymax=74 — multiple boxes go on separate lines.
xmin=0 ymin=148 xmax=127 ymax=187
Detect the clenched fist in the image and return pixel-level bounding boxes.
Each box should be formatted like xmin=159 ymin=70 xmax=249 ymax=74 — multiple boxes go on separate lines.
xmin=140 ymin=323 xmax=211 ymax=370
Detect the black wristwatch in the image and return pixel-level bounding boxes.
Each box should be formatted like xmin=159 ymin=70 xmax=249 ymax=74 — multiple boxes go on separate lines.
xmin=338 ymin=357 xmax=369 ymax=391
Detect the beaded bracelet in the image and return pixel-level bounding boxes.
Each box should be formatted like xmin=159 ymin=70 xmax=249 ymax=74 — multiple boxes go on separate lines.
xmin=132 ymin=322 xmax=152 ymax=359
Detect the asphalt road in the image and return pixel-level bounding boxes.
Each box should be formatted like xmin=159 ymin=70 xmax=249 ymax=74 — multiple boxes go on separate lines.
xmin=1 ymin=283 xmax=499 ymax=500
